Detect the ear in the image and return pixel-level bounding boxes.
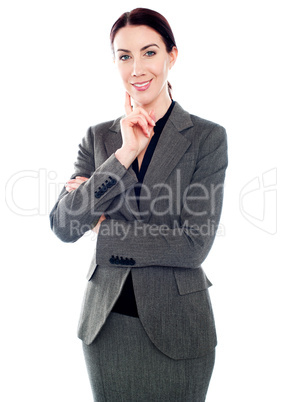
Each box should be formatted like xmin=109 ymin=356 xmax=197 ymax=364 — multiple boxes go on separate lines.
xmin=169 ymin=46 xmax=178 ymax=69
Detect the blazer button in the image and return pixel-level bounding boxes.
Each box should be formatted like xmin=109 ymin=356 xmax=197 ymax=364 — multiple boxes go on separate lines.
xmin=108 ymin=176 xmax=117 ymax=186
xmin=109 ymin=255 xmax=115 ymax=264
xmin=129 ymin=258 xmax=136 ymax=266
xmin=101 ymin=184 xmax=108 ymax=194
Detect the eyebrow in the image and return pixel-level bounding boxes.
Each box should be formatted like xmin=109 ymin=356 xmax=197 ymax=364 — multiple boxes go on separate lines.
xmin=116 ymin=43 xmax=160 ymax=53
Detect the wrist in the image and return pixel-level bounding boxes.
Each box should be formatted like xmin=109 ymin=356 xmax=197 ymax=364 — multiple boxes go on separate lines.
xmin=115 ymin=147 xmax=137 ymax=169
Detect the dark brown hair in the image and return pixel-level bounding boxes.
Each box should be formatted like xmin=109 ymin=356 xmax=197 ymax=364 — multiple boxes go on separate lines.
xmin=110 ymin=8 xmax=177 ymax=100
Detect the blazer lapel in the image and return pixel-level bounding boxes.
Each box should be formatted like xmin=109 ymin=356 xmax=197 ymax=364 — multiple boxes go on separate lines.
xmin=104 ymin=117 xmax=123 ymax=157
xmin=140 ymin=102 xmax=193 ymax=221
xmin=104 ymin=103 xmax=194 ymax=222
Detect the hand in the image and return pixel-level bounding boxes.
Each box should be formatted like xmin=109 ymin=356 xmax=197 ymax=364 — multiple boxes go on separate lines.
xmin=92 ymin=214 xmax=107 ymax=234
xmin=65 ymin=176 xmax=89 ymax=192
xmin=115 ymin=92 xmax=155 ymax=168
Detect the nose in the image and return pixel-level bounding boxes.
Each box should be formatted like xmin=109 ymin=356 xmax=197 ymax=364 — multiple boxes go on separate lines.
xmin=131 ymin=57 xmax=145 ymax=77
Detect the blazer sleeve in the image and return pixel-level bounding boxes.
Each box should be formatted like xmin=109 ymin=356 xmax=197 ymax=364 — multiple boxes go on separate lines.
xmin=49 ymin=127 xmax=137 ymax=243
xmin=96 ymin=124 xmax=228 ymax=269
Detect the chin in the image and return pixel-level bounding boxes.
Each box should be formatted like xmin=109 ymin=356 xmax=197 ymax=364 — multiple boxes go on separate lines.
xmin=131 ymin=92 xmax=156 ymax=108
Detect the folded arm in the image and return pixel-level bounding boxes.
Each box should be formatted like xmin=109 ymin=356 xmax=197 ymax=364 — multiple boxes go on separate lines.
xmin=50 ymin=96 xmax=156 ymax=243
xmin=49 ymin=127 xmax=137 ymax=243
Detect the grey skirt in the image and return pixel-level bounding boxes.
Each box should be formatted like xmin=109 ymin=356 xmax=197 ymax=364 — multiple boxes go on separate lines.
xmin=82 ymin=312 xmax=215 ymax=402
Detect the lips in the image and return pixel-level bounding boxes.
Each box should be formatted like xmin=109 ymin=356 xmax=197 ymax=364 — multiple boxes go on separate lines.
xmin=131 ymin=79 xmax=152 ymax=91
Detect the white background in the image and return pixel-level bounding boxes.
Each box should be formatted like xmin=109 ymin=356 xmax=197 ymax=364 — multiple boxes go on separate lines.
xmin=1 ymin=0 xmax=281 ymax=401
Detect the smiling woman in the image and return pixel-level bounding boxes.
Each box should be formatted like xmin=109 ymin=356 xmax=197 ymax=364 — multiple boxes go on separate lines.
xmin=50 ymin=7 xmax=228 ymax=402
xmin=113 ymin=25 xmax=177 ymax=120
xmin=113 ymin=25 xmax=177 ymax=121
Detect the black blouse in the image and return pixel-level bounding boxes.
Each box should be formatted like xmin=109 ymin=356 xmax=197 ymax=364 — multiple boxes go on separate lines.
xmin=112 ymin=101 xmax=175 ymax=316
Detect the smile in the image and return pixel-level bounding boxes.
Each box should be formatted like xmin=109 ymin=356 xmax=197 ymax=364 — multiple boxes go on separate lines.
xmin=131 ymin=80 xmax=152 ymax=91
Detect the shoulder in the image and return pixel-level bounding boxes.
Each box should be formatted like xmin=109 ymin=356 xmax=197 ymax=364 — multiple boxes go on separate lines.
xmin=79 ymin=117 xmax=121 ymax=150
xmin=89 ymin=116 xmax=122 ymax=136
xmin=174 ymin=104 xmax=228 ymax=168
xmin=190 ymin=113 xmax=225 ymax=132
xmin=172 ymin=102 xmax=227 ymax=146
xmin=190 ymin=114 xmax=227 ymax=148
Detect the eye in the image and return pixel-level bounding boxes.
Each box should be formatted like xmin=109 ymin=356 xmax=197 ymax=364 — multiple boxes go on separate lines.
xmin=120 ymin=54 xmax=131 ymax=61
xmin=145 ymin=50 xmax=156 ymax=57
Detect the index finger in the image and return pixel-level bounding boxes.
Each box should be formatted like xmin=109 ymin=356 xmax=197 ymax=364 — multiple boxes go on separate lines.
xmin=124 ymin=92 xmax=133 ymax=116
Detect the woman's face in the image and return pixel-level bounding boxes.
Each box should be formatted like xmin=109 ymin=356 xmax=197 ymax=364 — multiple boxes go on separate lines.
xmin=113 ymin=25 xmax=177 ymax=109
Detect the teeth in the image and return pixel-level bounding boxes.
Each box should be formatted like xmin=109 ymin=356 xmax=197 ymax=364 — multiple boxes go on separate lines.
xmin=134 ymin=81 xmax=150 ymax=87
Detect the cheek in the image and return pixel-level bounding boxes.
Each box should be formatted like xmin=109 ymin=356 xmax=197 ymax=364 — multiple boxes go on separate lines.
xmin=151 ymin=59 xmax=169 ymax=79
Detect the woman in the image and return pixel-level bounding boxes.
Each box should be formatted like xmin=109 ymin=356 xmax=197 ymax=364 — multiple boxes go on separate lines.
xmin=50 ymin=8 xmax=228 ymax=401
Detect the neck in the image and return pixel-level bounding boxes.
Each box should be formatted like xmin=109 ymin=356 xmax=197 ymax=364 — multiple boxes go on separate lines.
xmin=132 ymin=88 xmax=172 ymax=122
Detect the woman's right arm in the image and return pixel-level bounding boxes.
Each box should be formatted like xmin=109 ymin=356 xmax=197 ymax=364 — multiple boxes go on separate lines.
xmin=50 ymin=93 xmax=155 ymax=243
xmin=49 ymin=126 xmax=137 ymax=243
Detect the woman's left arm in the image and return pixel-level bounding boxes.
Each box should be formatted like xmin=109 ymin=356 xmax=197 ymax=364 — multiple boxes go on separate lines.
xmin=95 ymin=125 xmax=228 ymax=269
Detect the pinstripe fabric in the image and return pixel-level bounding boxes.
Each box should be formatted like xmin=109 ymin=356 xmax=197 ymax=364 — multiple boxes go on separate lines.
xmin=65 ymin=103 xmax=227 ymax=359
xmin=82 ymin=313 xmax=215 ymax=402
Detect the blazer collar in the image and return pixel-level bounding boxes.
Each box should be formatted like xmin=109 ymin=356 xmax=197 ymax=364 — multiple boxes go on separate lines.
xmin=106 ymin=102 xmax=194 ymax=221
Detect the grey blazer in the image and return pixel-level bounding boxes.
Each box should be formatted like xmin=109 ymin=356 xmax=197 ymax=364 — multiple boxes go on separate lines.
xmin=50 ymin=102 xmax=228 ymax=360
